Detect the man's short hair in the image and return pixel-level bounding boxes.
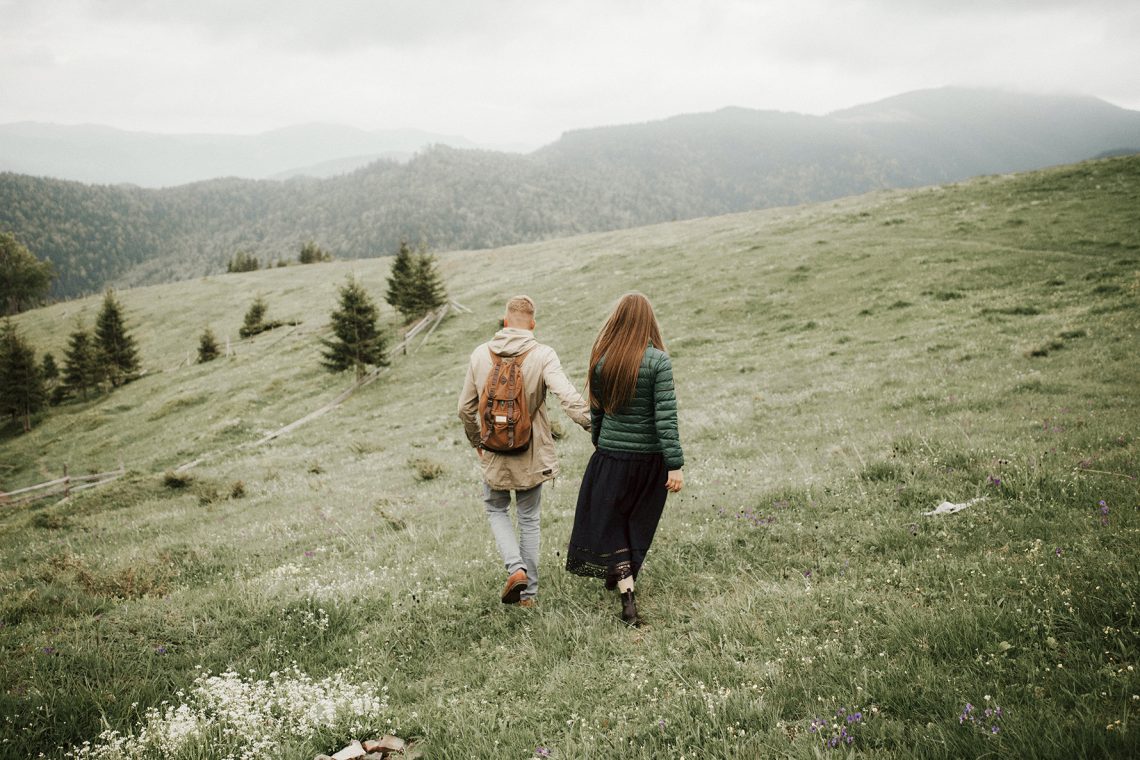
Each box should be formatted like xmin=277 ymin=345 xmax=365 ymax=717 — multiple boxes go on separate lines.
xmin=505 ymin=295 xmax=536 ymax=318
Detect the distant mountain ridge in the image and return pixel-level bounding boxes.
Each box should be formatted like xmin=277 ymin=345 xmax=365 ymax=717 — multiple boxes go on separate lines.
xmin=0 ymin=122 xmax=480 ymax=186
xmin=2 ymin=87 xmax=1139 ymax=299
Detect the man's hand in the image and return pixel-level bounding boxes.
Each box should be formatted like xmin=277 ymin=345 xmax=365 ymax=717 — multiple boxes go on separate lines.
xmin=666 ymin=469 xmax=684 ymax=493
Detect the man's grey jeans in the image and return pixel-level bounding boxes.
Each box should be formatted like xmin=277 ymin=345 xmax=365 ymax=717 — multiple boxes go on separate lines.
xmin=483 ymin=482 xmax=542 ymax=600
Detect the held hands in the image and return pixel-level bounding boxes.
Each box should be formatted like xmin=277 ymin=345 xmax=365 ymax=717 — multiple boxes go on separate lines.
xmin=666 ymin=469 xmax=684 ymax=493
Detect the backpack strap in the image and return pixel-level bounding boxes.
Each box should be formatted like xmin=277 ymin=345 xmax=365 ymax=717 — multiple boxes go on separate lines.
xmin=488 ymin=345 xmax=535 ymax=368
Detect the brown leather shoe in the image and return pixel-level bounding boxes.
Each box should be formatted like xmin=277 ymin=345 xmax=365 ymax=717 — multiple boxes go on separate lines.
xmin=500 ymin=568 xmax=528 ymax=604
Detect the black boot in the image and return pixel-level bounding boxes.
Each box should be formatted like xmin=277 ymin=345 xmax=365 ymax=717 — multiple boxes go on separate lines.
xmin=620 ymin=590 xmax=640 ymax=627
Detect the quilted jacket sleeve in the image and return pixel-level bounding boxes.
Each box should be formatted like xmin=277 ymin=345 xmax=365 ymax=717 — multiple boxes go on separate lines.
xmin=652 ymin=353 xmax=685 ymax=469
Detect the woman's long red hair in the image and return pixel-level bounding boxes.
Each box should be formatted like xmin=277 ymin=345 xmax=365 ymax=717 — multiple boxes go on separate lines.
xmin=588 ymin=292 xmax=667 ymax=414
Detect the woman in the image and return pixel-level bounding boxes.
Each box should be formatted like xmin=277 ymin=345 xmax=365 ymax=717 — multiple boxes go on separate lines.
xmin=565 ymin=292 xmax=684 ymax=626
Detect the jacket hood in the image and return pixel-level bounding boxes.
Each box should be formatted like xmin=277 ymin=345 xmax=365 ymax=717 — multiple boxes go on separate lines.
xmin=488 ymin=327 xmax=537 ymax=357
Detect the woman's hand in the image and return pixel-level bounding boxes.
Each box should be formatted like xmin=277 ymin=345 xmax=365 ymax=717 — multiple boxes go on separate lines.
xmin=666 ymin=469 xmax=684 ymax=493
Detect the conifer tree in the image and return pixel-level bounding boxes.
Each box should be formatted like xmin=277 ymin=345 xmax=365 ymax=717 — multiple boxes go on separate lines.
xmin=197 ymin=327 xmax=221 ymax=363
xmin=409 ymin=251 xmax=447 ymax=317
xmin=321 ymin=276 xmax=388 ymax=378
xmin=239 ymin=296 xmax=268 ymax=338
xmin=227 ymin=251 xmax=260 ymax=273
xmin=238 ymin=295 xmax=284 ymax=338
xmin=94 ymin=289 xmax=140 ymax=386
xmin=41 ymin=352 xmax=59 ymax=384
xmin=41 ymin=351 xmax=61 ymax=406
xmin=0 ymin=320 xmax=46 ymax=431
xmin=62 ymin=324 xmax=100 ymax=400
xmin=384 ymin=241 xmax=417 ymax=321
xmin=298 ymin=241 xmax=331 ymax=264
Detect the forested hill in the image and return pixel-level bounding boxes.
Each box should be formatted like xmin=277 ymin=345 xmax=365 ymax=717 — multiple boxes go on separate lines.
xmin=3 ymin=87 xmax=1139 ymax=299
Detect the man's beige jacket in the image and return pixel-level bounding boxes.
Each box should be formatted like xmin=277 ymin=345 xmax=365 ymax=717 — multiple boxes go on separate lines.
xmin=458 ymin=327 xmax=591 ymax=490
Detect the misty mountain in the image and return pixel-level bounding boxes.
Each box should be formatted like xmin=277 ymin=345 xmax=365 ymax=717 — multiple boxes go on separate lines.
xmin=0 ymin=122 xmax=479 ymax=187
xmin=268 ymin=152 xmax=414 ymax=180
xmin=829 ymin=88 xmax=1140 ymax=179
xmin=3 ymin=87 xmax=1139 ymax=299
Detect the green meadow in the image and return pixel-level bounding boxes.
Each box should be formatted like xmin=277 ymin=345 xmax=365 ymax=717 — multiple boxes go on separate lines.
xmin=2 ymin=156 xmax=1138 ymax=759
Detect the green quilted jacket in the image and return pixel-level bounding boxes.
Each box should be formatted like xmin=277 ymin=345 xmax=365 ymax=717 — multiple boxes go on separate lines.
xmin=591 ymin=345 xmax=684 ymax=470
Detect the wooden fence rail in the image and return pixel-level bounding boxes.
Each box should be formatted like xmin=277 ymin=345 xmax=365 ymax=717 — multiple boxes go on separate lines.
xmin=1 ymin=465 xmax=127 ymax=507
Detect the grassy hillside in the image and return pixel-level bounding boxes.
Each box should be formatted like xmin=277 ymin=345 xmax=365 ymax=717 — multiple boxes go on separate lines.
xmin=1 ymin=157 xmax=1138 ymax=758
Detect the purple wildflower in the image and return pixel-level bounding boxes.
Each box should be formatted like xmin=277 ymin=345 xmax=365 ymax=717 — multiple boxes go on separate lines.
xmin=991 ymin=726 xmax=1001 ymax=734
xmin=154 ymin=646 xmax=167 ymax=655
xmin=535 ymin=747 xmax=551 ymax=758
xmin=988 ymin=475 xmax=1001 ymax=488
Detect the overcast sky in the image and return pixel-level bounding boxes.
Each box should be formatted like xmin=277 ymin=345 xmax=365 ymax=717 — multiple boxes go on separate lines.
xmin=2 ymin=0 xmax=1138 ymax=150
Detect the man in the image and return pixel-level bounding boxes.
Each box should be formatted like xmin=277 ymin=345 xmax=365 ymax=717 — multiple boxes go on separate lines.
xmin=458 ymin=295 xmax=591 ymax=607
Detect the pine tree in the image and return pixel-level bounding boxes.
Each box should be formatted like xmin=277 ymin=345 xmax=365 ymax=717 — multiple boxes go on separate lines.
xmin=197 ymin=327 xmax=221 ymax=363
xmin=0 ymin=320 xmax=47 ymax=431
xmin=94 ymin=289 xmax=140 ymax=387
xmin=298 ymin=241 xmax=331 ymax=264
xmin=41 ymin=352 xmax=59 ymax=384
xmin=409 ymin=251 xmax=447 ymax=317
xmin=321 ymin=276 xmax=388 ymax=378
xmin=384 ymin=241 xmax=418 ymax=321
xmin=62 ymin=324 xmax=101 ymax=400
xmin=227 ymin=251 xmax=260 ymax=273
xmin=238 ymin=295 xmax=284 ymax=338
xmin=239 ymin=296 xmax=268 ymax=338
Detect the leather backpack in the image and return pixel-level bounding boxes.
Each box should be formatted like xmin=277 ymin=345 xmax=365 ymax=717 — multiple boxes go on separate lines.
xmin=478 ymin=347 xmax=535 ymax=454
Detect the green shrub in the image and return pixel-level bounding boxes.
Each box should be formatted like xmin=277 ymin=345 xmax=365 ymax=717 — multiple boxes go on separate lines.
xmin=409 ymin=457 xmax=444 ymax=481
xmin=162 ymin=471 xmax=193 ymax=489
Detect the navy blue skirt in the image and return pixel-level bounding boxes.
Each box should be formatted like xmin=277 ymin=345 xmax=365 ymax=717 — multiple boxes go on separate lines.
xmin=565 ymin=449 xmax=668 ymax=582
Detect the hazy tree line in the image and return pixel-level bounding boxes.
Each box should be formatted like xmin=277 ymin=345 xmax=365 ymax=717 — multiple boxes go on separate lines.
xmin=227 ymin=241 xmax=331 ymax=272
